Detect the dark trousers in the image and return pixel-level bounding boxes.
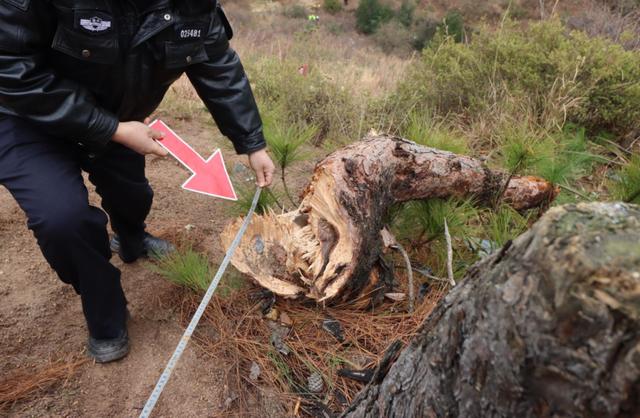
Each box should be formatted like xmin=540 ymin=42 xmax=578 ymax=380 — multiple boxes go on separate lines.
xmin=0 ymin=116 xmax=153 ymax=339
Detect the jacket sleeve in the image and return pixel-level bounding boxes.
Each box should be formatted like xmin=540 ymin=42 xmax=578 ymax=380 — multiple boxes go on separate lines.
xmin=0 ymin=0 xmax=119 ymax=146
xmin=186 ymin=7 xmax=266 ymax=155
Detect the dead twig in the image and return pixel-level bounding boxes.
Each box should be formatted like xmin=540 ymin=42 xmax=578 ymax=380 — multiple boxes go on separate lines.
xmin=444 ymin=218 xmax=456 ymax=287
xmin=390 ymin=243 xmax=415 ymax=313
xmin=381 ymin=228 xmax=415 ymax=312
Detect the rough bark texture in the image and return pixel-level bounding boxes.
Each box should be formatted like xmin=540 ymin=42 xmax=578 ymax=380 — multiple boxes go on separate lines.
xmin=222 ymin=135 xmax=557 ymax=304
xmin=342 ymin=202 xmax=640 ymax=418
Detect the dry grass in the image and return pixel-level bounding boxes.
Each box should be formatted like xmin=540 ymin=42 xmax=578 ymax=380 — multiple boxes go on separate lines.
xmin=173 ymin=270 xmax=449 ymax=416
xmin=0 ymin=358 xmax=87 ymax=410
xmin=226 ymin=3 xmax=413 ymax=96
xmin=566 ymin=1 xmax=640 ymax=50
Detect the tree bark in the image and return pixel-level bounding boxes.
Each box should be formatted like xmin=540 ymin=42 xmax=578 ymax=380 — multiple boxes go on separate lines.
xmin=341 ymin=202 xmax=640 ymax=418
xmin=222 ymin=135 xmax=557 ymax=305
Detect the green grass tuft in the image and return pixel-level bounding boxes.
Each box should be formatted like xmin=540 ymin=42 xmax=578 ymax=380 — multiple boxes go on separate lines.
xmin=609 ymin=155 xmax=640 ymax=204
xmin=151 ymin=247 xmax=213 ymax=293
xmin=151 ymin=246 xmax=247 ymax=297
xmin=391 ymin=198 xmax=480 ymax=244
xmin=482 ymin=205 xmax=530 ymax=248
xmin=401 ymin=113 xmax=469 ymax=154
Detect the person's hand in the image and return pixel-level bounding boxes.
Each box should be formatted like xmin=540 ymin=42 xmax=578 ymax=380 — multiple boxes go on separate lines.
xmin=248 ymin=148 xmax=275 ymax=187
xmin=112 ymin=119 xmax=168 ymax=157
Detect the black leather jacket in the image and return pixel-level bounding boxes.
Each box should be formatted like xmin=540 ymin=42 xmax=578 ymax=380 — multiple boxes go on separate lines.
xmin=0 ymin=0 xmax=266 ymax=154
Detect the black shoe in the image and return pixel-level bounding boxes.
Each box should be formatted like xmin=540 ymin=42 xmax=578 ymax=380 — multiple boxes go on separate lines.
xmin=87 ymin=329 xmax=129 ymax=363
xmin=110 ymin=232 xmax=175 ymax=263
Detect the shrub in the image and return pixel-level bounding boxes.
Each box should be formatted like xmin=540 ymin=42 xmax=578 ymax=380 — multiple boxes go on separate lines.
xmin=356 ymin=0 xmax=393 ymax=34
xmin=249 ymin=57 xmax=359 ymax=144
xmin=439 ymin=10 xmax=465 ymax=43
xmin=395 ymin=19 xmax=640 ymax=138
xmin=410 ymin=14 xmax=439 ymax=50
xmin=396 ymin=0 xmax=415 ymax=27
xmin=372 ymin=21 xmax=413 ymax=55
xmin=323 ymin=0 xmax=342 ymax=15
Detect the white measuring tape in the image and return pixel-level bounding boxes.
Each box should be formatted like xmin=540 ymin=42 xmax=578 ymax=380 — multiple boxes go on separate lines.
xmin=139 ymin=187 xmax=262 ymax=418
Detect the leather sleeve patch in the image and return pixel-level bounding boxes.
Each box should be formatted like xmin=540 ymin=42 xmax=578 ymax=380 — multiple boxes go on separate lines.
xmin=1 ymin=0 xmax=30 ymax=12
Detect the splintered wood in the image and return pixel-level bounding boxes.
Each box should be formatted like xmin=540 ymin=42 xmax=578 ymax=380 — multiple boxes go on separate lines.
xmin=221 ymin=135 xmax=557 ymax=305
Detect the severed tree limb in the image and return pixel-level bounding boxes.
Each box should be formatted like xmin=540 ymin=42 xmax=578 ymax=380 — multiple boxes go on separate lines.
xmin=221 ymin=135 xmax=557 ymax=305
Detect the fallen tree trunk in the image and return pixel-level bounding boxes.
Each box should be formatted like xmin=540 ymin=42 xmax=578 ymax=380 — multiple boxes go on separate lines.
xmin=342 ymin=202 xmax=640 ymax=418
xmin=222 ymin=135 xmax=557 ymax=304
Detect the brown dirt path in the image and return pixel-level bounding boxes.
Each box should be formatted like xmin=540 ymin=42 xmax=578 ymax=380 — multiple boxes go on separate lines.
xmin=0 ymin=118 xmax=248 ymax=417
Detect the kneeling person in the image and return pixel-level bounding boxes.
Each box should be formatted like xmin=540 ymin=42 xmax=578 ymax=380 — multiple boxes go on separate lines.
xmin=0 ymin=0 xmax=274 ymax=363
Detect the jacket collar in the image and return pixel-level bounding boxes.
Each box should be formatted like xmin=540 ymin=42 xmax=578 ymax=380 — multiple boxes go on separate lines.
xmin=130 ymin=7 xmax=173 ymax=49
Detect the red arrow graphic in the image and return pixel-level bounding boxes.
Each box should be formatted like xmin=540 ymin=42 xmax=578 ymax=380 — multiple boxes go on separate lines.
xmin=149 ymin=119 xmax=237 ymax=200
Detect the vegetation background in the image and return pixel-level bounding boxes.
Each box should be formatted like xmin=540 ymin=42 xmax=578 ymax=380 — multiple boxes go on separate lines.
xmin=3 ymin=0 xmax=638 ymax=416
xmin=163 ymin=0 xmax=640 ymax=279
xmin=150 ymin=0 xmax=640 ymax=415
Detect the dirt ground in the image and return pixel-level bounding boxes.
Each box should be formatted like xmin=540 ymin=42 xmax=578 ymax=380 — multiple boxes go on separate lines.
xmin=0 ymin=117 xmax=257 ymax=417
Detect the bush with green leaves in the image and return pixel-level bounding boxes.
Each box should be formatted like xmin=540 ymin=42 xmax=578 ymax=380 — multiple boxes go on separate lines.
xmin=409 ymin=14 xmax=439 ymax=51
xmin=249 ymin=57 xmax=359 ymax=145
xmin=439 ymin=10 xmax=465 ymax=43
xmin=372 ymin=21 xmax=414 ymax=55
xmin=323 ymin=0 xmax=342 ymax=14
xmin=396 ymin=18 xmax=640 ymax=137
xmin=356 ymin=0 xmax=393 ymax=34
xmin=396 ymin=0 xmax=415 ymax=27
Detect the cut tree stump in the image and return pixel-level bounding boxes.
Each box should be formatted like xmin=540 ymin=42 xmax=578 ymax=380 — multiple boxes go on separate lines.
xmin=221 ymin=135 xmax=557 ymax=305
xmin=341 ymin=202 xmax=640 ymax=418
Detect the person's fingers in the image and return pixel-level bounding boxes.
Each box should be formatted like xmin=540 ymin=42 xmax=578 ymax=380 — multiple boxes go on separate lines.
xmin=264 ymin=165 xmax=273 ymax=186
xmin=144 ymin=117 xmax=151 ymax=125
xmin=255 ymin=164 xmax=266 ymax=187
xmin=149 ymin=128 xmax=165 ymax=140
xmin=151 ymin=142 xmax=168 ymax=157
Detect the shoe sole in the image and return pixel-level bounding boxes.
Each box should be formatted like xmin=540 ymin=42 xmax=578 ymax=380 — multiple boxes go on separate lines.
xmin=88 ymin=341 xmax=130 ymax=363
